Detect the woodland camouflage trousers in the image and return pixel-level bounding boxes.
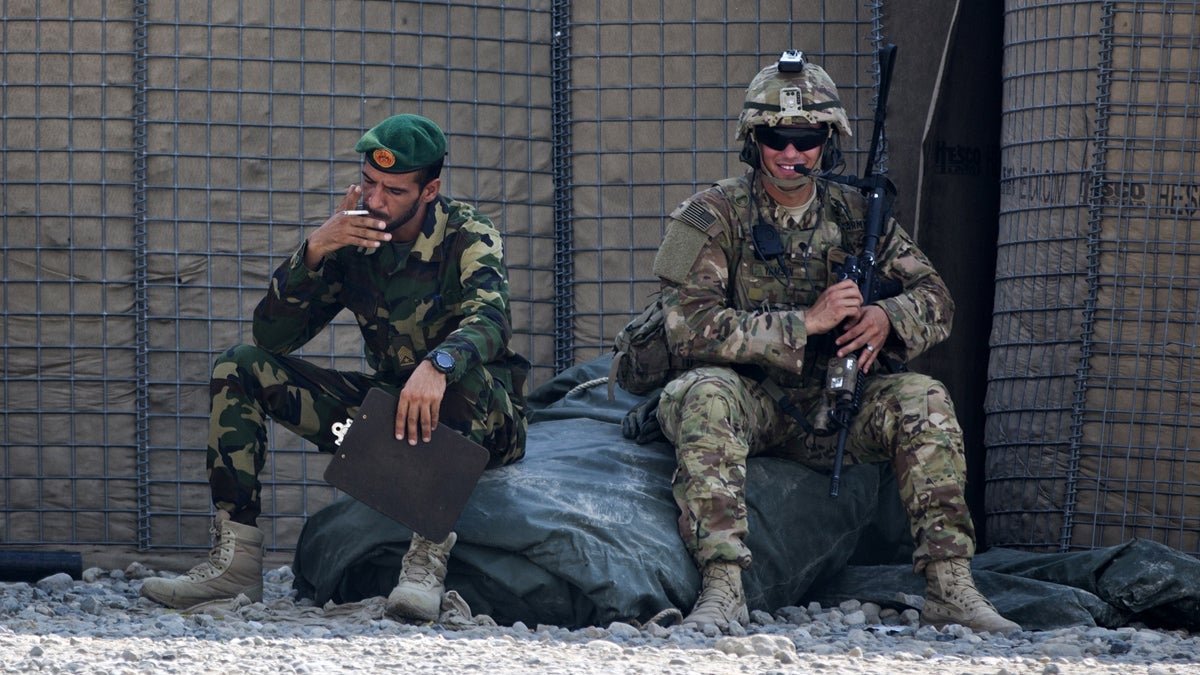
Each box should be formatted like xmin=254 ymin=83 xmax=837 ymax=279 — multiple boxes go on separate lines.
xmin=206 ymin=344 xmax=525 ymax=525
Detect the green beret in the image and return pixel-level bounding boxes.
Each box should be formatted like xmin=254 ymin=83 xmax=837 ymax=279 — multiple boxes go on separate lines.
xmin=354 ymin=114 xmax=446 ymax=173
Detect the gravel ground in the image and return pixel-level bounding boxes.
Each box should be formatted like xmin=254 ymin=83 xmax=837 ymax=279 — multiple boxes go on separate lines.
xmin=2 ymin=565 xmax=1199 ymax=675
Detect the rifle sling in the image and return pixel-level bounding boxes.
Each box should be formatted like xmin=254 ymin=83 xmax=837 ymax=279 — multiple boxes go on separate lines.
xmin=732 ymin=364 xmax=830 ymax=437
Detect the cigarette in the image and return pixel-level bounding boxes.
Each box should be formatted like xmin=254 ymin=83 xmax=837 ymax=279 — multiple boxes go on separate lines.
xmin=341 ymin=210 xmax=370 ymax=216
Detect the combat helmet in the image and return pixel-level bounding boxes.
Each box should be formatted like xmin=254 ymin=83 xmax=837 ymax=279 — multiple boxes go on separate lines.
xmin=736 ymin=50 xmax=852 ymax=142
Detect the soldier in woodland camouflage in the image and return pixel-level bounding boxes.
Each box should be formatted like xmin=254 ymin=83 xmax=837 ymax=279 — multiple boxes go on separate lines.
xmin=653 ymin=53 xmax=1020 ymax=634
xmin=141 ymin=114 xmax=529 ymax=622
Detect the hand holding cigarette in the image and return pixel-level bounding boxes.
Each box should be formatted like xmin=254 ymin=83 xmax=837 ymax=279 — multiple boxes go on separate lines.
xmin=300 ymin=187 xmax=390 ymax=269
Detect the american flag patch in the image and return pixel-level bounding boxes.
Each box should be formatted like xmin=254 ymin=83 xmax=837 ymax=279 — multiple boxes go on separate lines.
xmin=676 ymin=203 xmax=716 ymax=232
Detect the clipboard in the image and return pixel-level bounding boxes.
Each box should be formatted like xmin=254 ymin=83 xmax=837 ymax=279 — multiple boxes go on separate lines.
xmin=324 ymin=387 xmax=489 ymax=541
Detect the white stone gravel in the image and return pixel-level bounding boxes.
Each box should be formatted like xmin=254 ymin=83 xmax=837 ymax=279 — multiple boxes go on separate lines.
xmin=1 ymin=565 xmax=1198 ymax=674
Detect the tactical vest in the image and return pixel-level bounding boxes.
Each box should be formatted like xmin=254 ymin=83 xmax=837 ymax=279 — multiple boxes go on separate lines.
xmin=712 ymin=175 xmax=871 ymax=314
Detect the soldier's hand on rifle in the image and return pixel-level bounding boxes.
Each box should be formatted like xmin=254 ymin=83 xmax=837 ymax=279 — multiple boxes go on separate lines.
xmin=805 ymin=279 xmax=863 ymax=336
xmin=836 ymin=305 xmax=892 ymax=372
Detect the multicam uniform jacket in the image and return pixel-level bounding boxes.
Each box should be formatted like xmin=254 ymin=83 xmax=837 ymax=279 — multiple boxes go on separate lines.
xmin=654 ymin=172 xmax=953 ymax=389
xmin=653 ymin=172 xmax=977 ymax=570
xmin=253 ymin=194 xmax=529 ymax=396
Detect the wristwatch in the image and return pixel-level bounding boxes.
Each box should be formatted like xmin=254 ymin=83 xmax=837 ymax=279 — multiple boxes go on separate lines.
xmin=428 ymin=349 xmax=456 ymax=374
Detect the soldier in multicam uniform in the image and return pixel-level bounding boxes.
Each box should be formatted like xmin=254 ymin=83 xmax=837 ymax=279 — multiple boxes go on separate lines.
xmin=653 ymin=53 xmax=1020 ymax=634
xmin=141 ymin=114 xmax=530 ymax=622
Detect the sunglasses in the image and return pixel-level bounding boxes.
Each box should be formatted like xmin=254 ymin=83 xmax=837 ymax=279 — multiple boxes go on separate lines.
xmin=755 ymin=125 xmax=829 ymax=152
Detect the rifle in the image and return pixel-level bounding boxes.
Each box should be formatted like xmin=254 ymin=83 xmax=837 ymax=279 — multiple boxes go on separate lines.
xmin=824 ymin=43 xmax=899 ymax=498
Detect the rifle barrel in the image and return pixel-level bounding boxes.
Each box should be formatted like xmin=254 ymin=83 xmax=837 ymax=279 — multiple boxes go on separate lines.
xmin=827 ymin=44 xmax=898 ymax=499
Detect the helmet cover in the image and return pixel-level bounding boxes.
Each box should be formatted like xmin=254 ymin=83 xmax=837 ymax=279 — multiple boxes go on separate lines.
xmin=736 ymin=55 xmax=852 ymax=141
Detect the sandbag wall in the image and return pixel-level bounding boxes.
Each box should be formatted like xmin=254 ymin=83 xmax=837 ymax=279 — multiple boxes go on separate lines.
xmin=986 ymin=1 xmax=1200 ymax=555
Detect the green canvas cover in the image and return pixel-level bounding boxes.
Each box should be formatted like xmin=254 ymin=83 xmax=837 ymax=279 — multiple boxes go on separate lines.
xmin=293 ymin=357 xmax=1200 ymax=631
xmin=292 ymin=356 xmax=909 ymax=627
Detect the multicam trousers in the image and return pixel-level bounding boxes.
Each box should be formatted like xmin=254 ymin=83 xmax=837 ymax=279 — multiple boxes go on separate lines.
xmin=206 ymin=343 xmax=526 ymax=525
xmin=657 ymin=365 xmax=975 ymax=573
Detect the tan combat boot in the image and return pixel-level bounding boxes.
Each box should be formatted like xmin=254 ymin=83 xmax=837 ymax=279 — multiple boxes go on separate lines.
xmin=922 ymin=557 xmax=1021 ymax=633
xmin=682 ymin=561 xmax=749 ymax=630
xmin=140 ymin=512 xmax=264 ymax=609
xmin=385 ymin=532 xmax=457 ymax=622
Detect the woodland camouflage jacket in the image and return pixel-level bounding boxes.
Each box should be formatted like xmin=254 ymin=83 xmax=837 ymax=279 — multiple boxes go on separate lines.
xmin=253 ymin=194 xmax=528 ymax=393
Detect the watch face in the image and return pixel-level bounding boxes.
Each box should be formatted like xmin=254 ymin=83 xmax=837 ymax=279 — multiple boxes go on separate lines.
xmin=432 ymin=350 xmax=454 ymax=372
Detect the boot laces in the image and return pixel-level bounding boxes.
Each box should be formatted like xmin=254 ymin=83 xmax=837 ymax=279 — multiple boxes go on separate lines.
xmin=694 ymin=565 xmax=742 ymax=613
xmin=694 ymin=587 xmax=738 ymax=613
xmin=948 ymin=582 xmax=994 ymax=612
xmin=936 ymin=559 xmax=994 ymax=611
xmin=399 ymin=537 xmax=444 ymax=587
xmin=183 ymin=525 xmax=234 ymax=581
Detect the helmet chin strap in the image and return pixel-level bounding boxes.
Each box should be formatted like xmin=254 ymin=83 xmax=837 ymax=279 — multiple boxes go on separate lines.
xmin=759 ymin=171 xmax=813 ymax=192
xmin=757 ymin=144 xmax=825 ymax=192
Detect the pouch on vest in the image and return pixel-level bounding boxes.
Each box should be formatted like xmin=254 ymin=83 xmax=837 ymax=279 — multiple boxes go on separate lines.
xmin=608 ymin=295 xmax=692 ymax=399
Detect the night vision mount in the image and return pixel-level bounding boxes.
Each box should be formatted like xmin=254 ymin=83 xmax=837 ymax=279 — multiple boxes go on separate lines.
xmin=778 ymin=50 xmax=805 ymax=72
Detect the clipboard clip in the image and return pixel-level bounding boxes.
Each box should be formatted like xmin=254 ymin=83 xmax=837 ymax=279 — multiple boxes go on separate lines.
xmin=331 ymin=417 xmax=353 ymax=446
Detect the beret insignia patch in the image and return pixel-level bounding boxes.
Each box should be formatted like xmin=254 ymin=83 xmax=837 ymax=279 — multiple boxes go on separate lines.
xmin=372 ymin=149 xmax=396 ymax=169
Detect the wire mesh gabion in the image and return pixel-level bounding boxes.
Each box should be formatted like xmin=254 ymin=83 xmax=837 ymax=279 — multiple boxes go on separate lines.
xmin=1 ymin=1 xmax=880 ymax=553
xmin=986 ymin=0 xmax=1200 ymax=556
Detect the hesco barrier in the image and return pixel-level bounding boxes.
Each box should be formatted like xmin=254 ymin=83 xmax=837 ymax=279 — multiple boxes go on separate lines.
xmin=986 ymin=1 xmax=1200 ymax=555
xmin=1 ymin=1 xmax=892 ymax=554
